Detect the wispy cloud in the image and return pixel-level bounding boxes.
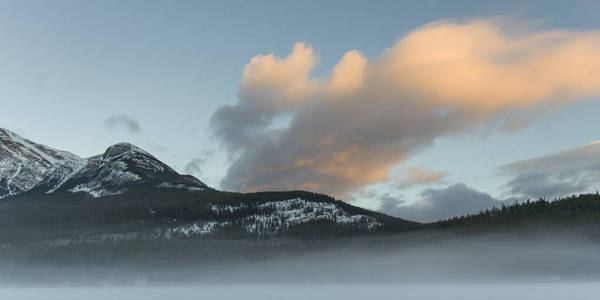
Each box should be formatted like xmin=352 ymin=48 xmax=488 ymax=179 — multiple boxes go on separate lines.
xmin=184 ymin=158 xmax=205 ymax=177
xmin=502 ymin=143 xmax=600 ymax=199
xmin=211 ymin=18 xmax=600 ymax=196
xmin=183 ymin=149 xmax=214 ymax=178
xmin=104 ymin=114 xmax=142 ymax=134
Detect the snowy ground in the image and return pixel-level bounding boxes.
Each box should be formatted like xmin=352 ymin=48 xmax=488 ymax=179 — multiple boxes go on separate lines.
xmin=1 ymin=283 xmax=599 ymax=300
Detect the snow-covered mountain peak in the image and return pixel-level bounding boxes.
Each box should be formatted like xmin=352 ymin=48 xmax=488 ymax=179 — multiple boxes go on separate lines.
xmin=97 ymin=142 xmax=176 ymax=176
xmin=0 ymin=128 xmax=82 ymax=199
xmin=0 ymin=128 xmax=208 ymax=199
xmin=102 ymin=142 xmax=150 ymax=160
xmin=41 ymin=142 xmax=181 ymax=198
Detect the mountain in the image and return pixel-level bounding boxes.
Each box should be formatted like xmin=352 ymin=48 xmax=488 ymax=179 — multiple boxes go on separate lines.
xmin=0 ymin=128 xmax=208 ymax=199
xmin=0 ymin=128 xmax=83 ymax=199
xmin=35 ymin=142 xmax=209 ymax=197
xmin=0 ymin=128 xmax=418 ymax=246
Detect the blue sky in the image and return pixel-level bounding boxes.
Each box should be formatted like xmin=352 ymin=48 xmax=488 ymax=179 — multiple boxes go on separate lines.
xmin=2 ymin=0 xmax=600 ymax=221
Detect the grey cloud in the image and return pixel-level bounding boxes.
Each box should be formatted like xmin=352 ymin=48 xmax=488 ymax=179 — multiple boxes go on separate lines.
xmin=502 ymin=143 xmax=600 ymax=199
xmin=184 ymin=158 xmax=205 ymax=177
xmin=183 ymin=149 xmax=215 ymax=177
xmin=379 ymin=184 xmax=501 ymax=222
xmin=104 ymin=114 xmax=142 ymax=134
xmin=500 ymin=117 xmax=530 ymax=132
xmin=210 ymin=103 xmax=273 ymax=153
xmin=213 ymin=83 xmax=473 ymax=195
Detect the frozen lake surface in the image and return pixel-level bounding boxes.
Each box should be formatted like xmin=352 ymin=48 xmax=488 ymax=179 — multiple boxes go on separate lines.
xmin=2 ymin=283 xmax=599 ymax=300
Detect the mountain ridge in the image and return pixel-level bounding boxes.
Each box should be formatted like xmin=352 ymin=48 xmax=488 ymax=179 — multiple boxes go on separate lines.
xmin=0 ymin=128 xmax=416 ymax=243
xmin=0 ymin=128 xmax=209 ymax=199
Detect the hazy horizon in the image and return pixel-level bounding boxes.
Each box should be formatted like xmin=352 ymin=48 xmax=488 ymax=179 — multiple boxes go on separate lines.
xmin=2 ymin=2 xmax=600 ymax=298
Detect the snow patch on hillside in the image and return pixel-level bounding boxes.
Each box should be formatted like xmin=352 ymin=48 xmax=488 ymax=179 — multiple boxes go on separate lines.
xmin=169 ymin=198 xmax=382 ymax=237
xmin=68 ymin=161 xmax=141 ymax=198
xmin=169 ymin=221 xmax=231 ymax=237
xmin=157 ymin=182 xmax=205 ymax=192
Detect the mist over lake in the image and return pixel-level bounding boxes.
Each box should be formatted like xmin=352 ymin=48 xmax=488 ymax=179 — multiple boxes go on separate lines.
xmin=3 ymin=284 xmax=599 ymax=300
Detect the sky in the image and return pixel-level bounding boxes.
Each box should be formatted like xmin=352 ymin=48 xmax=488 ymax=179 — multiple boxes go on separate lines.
xmin=2 ymin=0 xmax=600 ymax=222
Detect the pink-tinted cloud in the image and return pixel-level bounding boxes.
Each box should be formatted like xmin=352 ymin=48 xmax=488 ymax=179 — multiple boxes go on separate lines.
xmin=211 ymin=18 xmax=600 ymax=196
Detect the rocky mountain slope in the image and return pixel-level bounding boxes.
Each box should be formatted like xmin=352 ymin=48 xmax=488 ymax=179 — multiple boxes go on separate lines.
xmin=0 ymin=128 xmax=83 ymax=199
xmin=37 ymin=142 xmax=209 ymax=198
xmin=0 ymin=128 xmax=208 ymax=199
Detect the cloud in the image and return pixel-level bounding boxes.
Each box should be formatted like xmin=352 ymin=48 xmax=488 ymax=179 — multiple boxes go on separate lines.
xmin=184 ymin=158 xmax=205 ymax=177
xmin=104 ymin=114 xmax=142 ymax=134
xmin=502 ymin=143 xmax=600 ymax=199
xmin=183 ymin=149 xmax=215 ymax=178
xmin=390 ymin=167 xmax=447 ymax=189
xmin=404 ymin=168 xmax=447 ymax=185
xmin=211 ymin=18 xmax=600 ymax=196
xmin=379 ymin=184 xmax=501 ymax=222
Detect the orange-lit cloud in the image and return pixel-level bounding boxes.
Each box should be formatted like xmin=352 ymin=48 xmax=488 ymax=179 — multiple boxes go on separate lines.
xmin=240 ymin=42 xmax=318 ymax=110
xmin=374 ymin=19 xmax=600 ymax=112
xmin=406 ymin=168 xmax=447 ymax=185
xmin=211 ymin=18 xmax=600 ymax=196
xmin=327 ymin=50 xmax=367 ymax=96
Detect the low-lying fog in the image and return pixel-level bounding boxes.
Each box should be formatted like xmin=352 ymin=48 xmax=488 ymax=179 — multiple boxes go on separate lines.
xmin=2 ymin=284 xmax=600 ymax=300
xmin=1 ymin=230 xmax=599 ymax=299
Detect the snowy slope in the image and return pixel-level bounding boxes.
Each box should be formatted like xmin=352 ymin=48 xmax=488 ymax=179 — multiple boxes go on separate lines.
xmin=41 ymin=142 xmax=208 ymax=198
xmin=0 ymin=128 xmax=83 ymax=199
